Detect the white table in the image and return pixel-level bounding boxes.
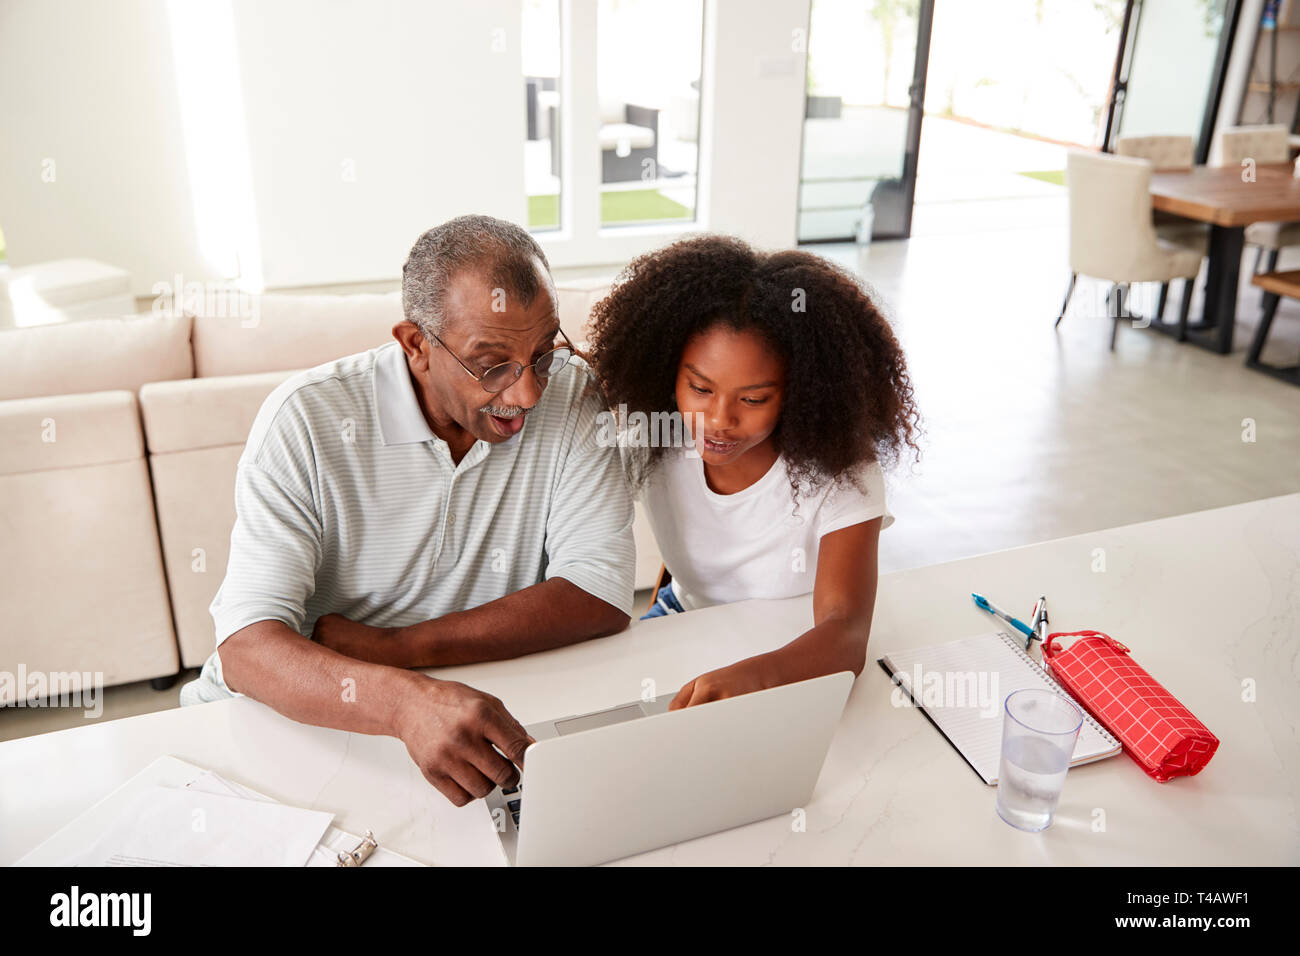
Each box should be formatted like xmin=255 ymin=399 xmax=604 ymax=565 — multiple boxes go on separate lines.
xmin=3 ymin=494 xmax=1297 ymax=866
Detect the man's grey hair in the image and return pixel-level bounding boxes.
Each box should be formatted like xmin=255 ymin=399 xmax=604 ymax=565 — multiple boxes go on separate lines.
xmin=402 ymin=215 xmax=552 ymax=338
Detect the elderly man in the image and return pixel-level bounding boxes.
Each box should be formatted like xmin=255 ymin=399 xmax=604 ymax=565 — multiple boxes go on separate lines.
xmin=180 ymin=215 xmax=635 ymax=807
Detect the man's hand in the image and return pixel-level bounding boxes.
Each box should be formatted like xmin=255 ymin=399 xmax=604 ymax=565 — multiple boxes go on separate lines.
xmin=393 ymin=674 xmax=535 ymax=806
xmin=669 ymin=656 xmax=775 ymax=711
xmin=312 ymin=613 xmax=396 ymax=661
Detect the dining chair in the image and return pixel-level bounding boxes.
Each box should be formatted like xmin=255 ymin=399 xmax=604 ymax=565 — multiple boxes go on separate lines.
xmin=1058 ymin=150 xmax=1206 ymax=350
xmin=1115 ymin=134 xmax=1194 ymax=169
xmin=1214 ymin=125 xmax=1300 ymax=279
xmin=1214 ymin=124 xmax=1291 ymax=166
xmin=1114 ymin=134 xmax=1207 ymax=319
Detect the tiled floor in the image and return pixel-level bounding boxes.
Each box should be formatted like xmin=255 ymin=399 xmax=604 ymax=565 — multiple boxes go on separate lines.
xmin=3 ymin=218 xmax=1297 ymax=743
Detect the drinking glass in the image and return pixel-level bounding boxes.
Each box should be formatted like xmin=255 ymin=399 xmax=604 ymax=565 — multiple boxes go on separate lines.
xmin=995 ymin=688 xmax=1083 ymax=832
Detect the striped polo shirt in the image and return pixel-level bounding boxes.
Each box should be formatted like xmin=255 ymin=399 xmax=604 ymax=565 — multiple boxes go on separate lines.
xmin=182 ymin=340 xmax=634 ymax=704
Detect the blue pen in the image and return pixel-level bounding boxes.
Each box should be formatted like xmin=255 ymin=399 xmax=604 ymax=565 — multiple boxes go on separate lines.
xmin=972 ymin=593 xmax=1037 ymax=643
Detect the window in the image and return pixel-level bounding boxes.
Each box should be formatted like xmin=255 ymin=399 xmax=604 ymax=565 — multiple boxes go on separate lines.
xmin=596 ymin=0 xmax=704 ymax=227
xmin=524 ymin=0 xmax=563 ymax=231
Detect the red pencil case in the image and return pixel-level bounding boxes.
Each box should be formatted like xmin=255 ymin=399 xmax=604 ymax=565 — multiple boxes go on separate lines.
xmin=1041 ymin=630 xmax=1219 ymax=782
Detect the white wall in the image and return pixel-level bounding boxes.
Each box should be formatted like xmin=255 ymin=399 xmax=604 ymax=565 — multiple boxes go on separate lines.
xmin=0 ymin=0 xmax=212 ymax=295
xmin=701 ymin=0 xmax=809 ymax=251
xmin=229 ymin=0 xmax=526 ymax=289
xmin=0 ymin=0 xmax=809 ymax=295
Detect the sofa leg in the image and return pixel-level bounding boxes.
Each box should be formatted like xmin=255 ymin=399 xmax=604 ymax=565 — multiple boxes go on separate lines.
xmin=150 ymin=674 xmax=179 ymax=691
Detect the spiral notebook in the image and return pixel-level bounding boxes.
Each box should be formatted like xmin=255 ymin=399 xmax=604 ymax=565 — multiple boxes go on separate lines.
xmin=878 ymin=630 xmax=1122 ymax=785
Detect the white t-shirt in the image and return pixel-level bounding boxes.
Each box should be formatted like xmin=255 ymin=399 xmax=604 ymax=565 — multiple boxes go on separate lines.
xmin=638 ymin=448 xmax=894 ymax=611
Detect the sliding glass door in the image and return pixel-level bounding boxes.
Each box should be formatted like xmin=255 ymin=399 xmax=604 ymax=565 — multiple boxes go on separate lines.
xmin=797 ymin=0 xmax=934 ymax=242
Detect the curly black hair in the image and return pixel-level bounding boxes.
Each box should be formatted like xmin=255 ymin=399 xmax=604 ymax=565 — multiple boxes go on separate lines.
xmin=587 ymin=234 xmax=922 ymax=499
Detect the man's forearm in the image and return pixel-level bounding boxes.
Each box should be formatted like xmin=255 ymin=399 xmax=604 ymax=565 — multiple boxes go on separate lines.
xmin=219 ymin=619 xmax=419 ymax=736
xmin=368 ymin=578 xmax=629 ymax=669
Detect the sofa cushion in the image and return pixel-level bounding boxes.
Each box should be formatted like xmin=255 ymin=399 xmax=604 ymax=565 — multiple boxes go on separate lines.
xmin=148 ymin=444 xmax=243 ymax=667
xmin=140 ymin=370 xmax=299 ymax=454
xmin=0 ymin=391 xmax=144 ymax=477
xmin=0 ymin=313 xmax=193 ymax=401
xmin=192 ymin=292 xmax=402 ymax=378
xmin=554 ymin=277 xmax=613 ymax=345
xmin=0 ymin=459 xmax=178 ymax=700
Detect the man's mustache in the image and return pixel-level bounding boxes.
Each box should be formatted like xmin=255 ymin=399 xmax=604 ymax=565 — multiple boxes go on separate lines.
xmin=481 ymin=405 xmax=532 ymax=418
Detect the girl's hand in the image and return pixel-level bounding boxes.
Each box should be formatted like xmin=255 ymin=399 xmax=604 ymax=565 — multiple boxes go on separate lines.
xmin=669 ymin=656 xmax=776 ymax=710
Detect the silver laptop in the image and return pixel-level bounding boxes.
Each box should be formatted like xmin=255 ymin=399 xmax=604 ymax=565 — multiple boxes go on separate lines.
xmin=485 ymin=671 xmax=854 ymax=866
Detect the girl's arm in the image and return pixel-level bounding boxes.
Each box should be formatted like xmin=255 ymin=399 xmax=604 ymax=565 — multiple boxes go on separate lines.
xmin=669 ymin=517 xmax=882 ymax=708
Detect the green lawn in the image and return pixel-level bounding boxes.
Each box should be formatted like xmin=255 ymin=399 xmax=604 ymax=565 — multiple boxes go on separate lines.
xmin=529 ymin=189 xmax=693 ymax=229
xmin=1018 ymin=170 xmax=1066 ymax=187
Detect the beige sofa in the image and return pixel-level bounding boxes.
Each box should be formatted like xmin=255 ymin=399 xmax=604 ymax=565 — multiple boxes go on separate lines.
xmin=0 ymin=315 xmax=192 ymax=701
xmin=0 ymin=282 xmax=659 ymax=697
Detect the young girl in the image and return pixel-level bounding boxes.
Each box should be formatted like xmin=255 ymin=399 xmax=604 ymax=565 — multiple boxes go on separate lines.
xmin=587 ymin=234 xmax=921 ymax=710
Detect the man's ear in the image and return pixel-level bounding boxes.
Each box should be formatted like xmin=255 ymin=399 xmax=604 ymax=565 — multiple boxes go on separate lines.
xmin=393 ymin=321 xmax=429 ymax=369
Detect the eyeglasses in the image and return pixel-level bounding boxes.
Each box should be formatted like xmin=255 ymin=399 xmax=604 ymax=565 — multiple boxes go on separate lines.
xmin=425 ymin=326 xmax=575 ymax=394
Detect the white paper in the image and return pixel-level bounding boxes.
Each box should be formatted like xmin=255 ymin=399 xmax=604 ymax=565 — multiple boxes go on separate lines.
xmin=185 ymin=769 xmax=426 ymax=867
xmin=72 ymin=784 xmax=335 ymax=867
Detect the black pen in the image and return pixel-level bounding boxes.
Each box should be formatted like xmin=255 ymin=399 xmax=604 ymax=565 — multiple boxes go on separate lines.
xmin=1026 ymin=598 xmax=1043 ymax=651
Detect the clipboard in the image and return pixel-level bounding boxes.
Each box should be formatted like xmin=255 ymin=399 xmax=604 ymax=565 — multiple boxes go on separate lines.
xmin=13 ymin=755 xmax=424 ymax=867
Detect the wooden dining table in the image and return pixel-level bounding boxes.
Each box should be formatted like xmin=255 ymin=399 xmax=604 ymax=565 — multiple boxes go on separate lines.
xmin=1148 ymin=162 xmax=1300 ymax=354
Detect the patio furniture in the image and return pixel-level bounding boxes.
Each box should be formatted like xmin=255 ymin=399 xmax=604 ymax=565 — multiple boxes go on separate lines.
xmin=525 ymin=76 xmax=561 ymax=176
xmin=599 ymin=98 xmax=658 ymax=182
xmin=525 ymin=77 xmax=559 ymax=140
xmin=805 ymin=95 xmax=843 ymax=119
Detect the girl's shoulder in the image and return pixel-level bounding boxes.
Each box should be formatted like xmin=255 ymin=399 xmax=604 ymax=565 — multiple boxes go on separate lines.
xmin=811 ymin=456 xmax=893 ymax=532
xmin=810 ymin=457 xmax=885 ymax=503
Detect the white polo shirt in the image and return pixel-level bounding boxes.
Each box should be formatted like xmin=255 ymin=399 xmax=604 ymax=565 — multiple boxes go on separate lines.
xmin=183 ymin=341 xmax=635 ymax=704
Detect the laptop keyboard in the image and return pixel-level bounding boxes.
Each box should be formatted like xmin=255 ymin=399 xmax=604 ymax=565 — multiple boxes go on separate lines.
xmin=502 ymin=783 xmax=522 ymax=827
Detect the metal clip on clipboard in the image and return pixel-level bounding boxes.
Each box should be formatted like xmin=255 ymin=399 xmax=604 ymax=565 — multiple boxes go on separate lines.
xmin=336 ymin=829 xmax=379 ymax=866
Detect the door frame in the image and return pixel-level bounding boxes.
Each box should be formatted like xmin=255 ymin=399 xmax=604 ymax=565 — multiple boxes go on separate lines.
xmin=796 ymin=0 xmax=936 ymax=244
xmin=1102 ymin=0 xmax=1244 ymax=164
xmin=898 ymin=0 xmax=936 ymax=239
